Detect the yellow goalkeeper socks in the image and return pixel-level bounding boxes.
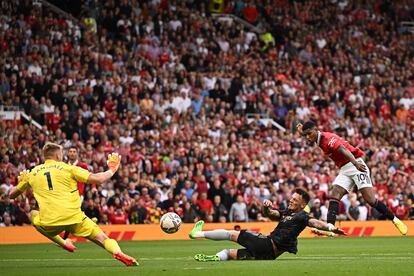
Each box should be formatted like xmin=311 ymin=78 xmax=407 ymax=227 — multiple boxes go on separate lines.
xmin=104 ymin=238 xmax=121 ymax=254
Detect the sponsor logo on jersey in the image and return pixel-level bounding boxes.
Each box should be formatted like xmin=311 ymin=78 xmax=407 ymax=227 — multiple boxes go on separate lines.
xmin=328 ymin=137 xmax=337 ymax=148
xmin=281 ymin=216 xmax=293 ymax=222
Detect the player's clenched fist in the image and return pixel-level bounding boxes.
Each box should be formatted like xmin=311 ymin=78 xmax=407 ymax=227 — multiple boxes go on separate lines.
xmin=263 ymin=199 xmax=273 ymax=208
xmin=107 ymin=153 xmax=121 ymax=174
xmin=18 ymin=169 xmax=30 ymax=183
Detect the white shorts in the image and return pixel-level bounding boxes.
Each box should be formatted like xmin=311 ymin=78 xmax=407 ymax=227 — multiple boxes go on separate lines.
xmin=333 ymin=158 xmax=373 ymax=193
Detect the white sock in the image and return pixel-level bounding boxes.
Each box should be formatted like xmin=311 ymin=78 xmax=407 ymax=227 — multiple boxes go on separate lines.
xmin=392 ymin=217 xmax=398 ymax=223
xmin=204 ymin=230 xmax=234 ymax=241
xmin=216 ymin=249 xmax=229 ymax=261
xmin=327 ymin=223 xmax=335 ymax=231
xmin=193 ymin=231 xmax=205 ymax=238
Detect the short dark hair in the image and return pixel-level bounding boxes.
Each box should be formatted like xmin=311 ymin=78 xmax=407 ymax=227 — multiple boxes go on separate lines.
xmin=302 ymin=121 xmax=317 ymax=132
xmin=295 ymin=188 xmax=310 ymax=204
xmin=69 ymin=146 xmax=78 ymax=152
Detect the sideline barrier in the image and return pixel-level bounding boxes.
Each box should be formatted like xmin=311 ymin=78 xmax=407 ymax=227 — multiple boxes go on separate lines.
xmin=0 ymin=220 xmax=413 ymax=244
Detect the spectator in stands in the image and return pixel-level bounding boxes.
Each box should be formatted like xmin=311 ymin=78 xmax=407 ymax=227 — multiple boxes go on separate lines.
xmin=395 ymin=201 xmax=410 ymax=220
xmin=347 ymin=199 xmax=360 ymax=221
xmin=247 ymin=195 xmax=261 ymax=221
xmin=212 ymin=195 xmax=228 ymax=222
xmin=109 ymin=206 xmax=129 ymax=224
xmin=14 ymin=203 xmax=31 ymax=226
xmin=131 ymin=198 xmax=148 ymax=224
xmin=0 ymin=195 xmax=15 ymax=222
xmin=408 ymin=199 xmax=414 ymax=220
xmin=182 ymin=202 xmax=199 ymax=223
xmin=196 ymin=192 xmax=213 ymax=221
xmin=83 ymin=199 xmax=101 ymax=221
xmin=229 ymin=195 xmax=248 ymax=222
xmin=310 ymin=199 xmax=322 ymax=220
xmin=147 ymin=200 xmax=162 ymax=224
xmin=0 ymin=213 xmax=13 ymax=227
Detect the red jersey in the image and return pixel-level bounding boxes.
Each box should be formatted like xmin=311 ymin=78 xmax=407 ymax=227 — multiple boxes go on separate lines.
xmin=109 ymin=210 xmax=128 ymax=224
xmin=317 ymin=132 xmax=364 ymax=168
xmin=395 ymin=205 xmax=409 ymax=220
xmin=196 ymin=199 xmax=213 ymax=214
xmin=69 ymin=160 xmax=91 ymax=196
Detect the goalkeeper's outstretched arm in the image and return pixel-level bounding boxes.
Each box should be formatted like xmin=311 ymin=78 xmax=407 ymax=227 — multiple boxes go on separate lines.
xmin=9 ymin=169 xmax=30 ymax=199
xmin=9 ymin=187 xmax=22 ymax=199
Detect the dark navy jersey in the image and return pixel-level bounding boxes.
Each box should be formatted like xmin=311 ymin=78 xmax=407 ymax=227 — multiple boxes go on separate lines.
xmin=268 ymin=209 xmax=310 ymax=254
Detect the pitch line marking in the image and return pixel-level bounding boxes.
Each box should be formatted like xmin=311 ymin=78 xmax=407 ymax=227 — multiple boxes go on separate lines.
xmin=1 ymin=255 xmax=413 ymax=262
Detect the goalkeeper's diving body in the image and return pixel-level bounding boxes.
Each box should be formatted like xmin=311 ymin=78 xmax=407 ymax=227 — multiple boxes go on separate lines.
xmin=189 ymin=188 xmax=346 ymax=261
xmin=9 ymin=142 xmax=138 ymax=266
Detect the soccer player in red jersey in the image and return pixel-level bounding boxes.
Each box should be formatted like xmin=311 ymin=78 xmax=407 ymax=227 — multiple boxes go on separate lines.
xmin=67 ymin=147 xmax=91 ymax=197
xmin=64 ymin=147 xmax=97 ymax=240
xmin=297 ymin=121 xmax=407 ymax=235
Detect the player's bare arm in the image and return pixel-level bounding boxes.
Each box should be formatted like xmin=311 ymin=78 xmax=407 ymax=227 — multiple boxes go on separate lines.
xmin=308 ymin=218 xmax=346 ymax=235
xmin=262 ymin=199 xmax=280 ymax=220
xmin=9 ymin=186 xmax=21 ymax=199
xmin=336 ymin=144 xmax=367 ymax=172
xmin=86 ymin=153 xmax=122 ymax=185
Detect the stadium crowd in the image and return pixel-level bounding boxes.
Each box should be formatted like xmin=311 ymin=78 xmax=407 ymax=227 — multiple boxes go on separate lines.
xmin=1 ymin=0 xmax=414 ymax=227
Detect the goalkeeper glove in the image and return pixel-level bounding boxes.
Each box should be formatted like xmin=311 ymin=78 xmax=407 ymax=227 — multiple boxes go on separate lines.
xmin=107 ymin=153 xmax=121 ymax=174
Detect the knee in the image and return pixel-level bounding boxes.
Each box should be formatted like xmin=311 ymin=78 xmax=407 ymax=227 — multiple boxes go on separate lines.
xmin=230 ymin=231 xmax=239 ymax=242
xmin=330 ymin=187 xmax=344 ymax=200
xmin=93 ymin=231 xmax=108 ymax=243
xmin=228 ymin=249 xmax=238 ymax=260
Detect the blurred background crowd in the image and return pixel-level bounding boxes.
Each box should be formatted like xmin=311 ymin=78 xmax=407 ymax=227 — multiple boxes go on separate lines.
xmin=1 ymin=0 xmax=414 ymax=227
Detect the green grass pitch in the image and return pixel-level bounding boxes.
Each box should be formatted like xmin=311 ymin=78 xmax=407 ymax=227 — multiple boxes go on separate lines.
xmin=1 ymin=237 xmax=414 ymax=276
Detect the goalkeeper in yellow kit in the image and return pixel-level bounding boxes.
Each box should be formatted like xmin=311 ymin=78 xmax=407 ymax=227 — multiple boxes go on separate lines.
xmin=9 ymin=142 xmax=138 ymax=267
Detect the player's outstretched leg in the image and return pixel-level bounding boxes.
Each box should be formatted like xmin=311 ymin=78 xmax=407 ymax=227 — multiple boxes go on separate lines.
xmin=327 ymin=198 xmax=340 ymax=225
xmin=327 ymin=185 xmax=347 ymax=227
xmin=34 ymin=225 xmax=77 ymax=252
xmin=189 ymin=220 xmax=237 ymax=240
xmin=92 ymin=231 xmax=138 ymax=266
xmin=31 ymin=211 xmax=76 ymax=253
xmin=190 ymin=221 xmax=240 ymax=262
xmin=361 ymin=188 xmax=408 ymax=235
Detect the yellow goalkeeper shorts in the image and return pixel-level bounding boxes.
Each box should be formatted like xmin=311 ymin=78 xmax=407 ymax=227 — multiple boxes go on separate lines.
xmin=32 ymin=212 xmax=101 ymax=239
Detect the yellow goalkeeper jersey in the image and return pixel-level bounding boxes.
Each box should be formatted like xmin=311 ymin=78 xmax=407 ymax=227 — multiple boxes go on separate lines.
xmin=17 ymin=160 xmax=91 ymax=226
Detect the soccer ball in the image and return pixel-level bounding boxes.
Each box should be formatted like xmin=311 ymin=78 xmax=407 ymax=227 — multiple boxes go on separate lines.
xmin=160 ymin=212 xmax=182 ymax=234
